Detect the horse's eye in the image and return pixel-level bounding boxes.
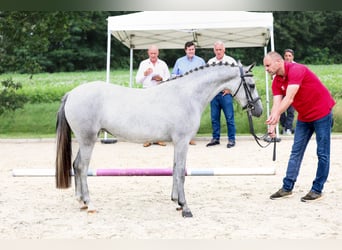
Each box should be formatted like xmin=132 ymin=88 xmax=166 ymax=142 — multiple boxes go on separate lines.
xmin=249 ymin=84 xmax=255 ymax=89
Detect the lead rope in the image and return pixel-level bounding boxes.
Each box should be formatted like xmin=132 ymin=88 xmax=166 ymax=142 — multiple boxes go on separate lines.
xmin=273 ymin=135 xmax=277 ymax=161
xmin=246 ymin=109 xmax=277 ymax=161
xmin=238 ymin=66 xmax=277 ymax=161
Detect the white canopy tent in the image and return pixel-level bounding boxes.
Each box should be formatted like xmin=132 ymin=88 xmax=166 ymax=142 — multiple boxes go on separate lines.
xmin=106 ymin=11 xmax=274 ymax=111
xmin=107 ymin=11 xmax=274 ymax=50
xmin=104 ymin=11 xmax=275 ymax=140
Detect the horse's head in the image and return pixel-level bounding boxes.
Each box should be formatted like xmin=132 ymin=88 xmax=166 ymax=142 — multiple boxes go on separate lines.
xmin=232 ymin=62 xmax=263 ymax=117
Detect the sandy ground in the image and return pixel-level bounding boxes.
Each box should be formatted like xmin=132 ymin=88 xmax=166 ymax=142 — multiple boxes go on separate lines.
xmin=0 ymin=135 xmax=341 ymax=239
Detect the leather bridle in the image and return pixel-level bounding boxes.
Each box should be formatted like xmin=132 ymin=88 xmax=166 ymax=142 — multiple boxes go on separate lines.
xmin=234 ymin=66 xmax=277 ymax=161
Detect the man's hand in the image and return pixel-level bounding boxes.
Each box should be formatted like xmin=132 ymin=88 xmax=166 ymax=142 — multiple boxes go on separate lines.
xmin=267 ymin=124 xmax=277 ymax=138
xmin=222 ymin=89 xmax=231 ymax=96
xmin=144 ymin=68 xmax=153 ymax=76
xmin=152 ymin=75 xmax=162 ymax=82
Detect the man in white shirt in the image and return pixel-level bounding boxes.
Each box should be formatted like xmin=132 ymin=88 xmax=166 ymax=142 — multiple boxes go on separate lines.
xmin=135 ymin=45 xmax=170 ymax=147
xmin=136 ymin=45 xmax=170 ymax=89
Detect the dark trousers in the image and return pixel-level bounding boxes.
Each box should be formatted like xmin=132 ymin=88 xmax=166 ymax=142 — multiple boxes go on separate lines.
xmin=210 ymin=93 xmax=236 ymax=141
xmin=280 ymin=105 xmax=295 ymax=131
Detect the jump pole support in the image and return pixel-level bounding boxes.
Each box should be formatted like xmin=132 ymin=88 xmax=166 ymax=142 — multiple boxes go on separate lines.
xmin=12 ymin=167 xmax=276 ymax=177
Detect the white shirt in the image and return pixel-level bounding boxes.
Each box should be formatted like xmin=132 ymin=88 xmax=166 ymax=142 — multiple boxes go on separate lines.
xmin=208 ymin=54 xmax=237 ymax=95
xmin=207 ymin=54 xmax=237 ymax=65
xmin=135 ymin=59 xmax=170 ymax=88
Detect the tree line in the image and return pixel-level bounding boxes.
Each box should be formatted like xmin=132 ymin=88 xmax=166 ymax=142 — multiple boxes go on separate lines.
xmin=0 ymin=11 xmax=341 ymax=75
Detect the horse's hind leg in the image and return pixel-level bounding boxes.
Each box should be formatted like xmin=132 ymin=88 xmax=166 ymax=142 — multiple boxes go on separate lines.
xmin=73 ymin=151 xmax=86 ymax=209
xmin=73 ymin=139 xmax=97 ymax=212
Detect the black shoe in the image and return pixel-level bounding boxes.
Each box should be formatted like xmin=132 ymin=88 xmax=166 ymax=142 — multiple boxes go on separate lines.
xmin=227 ymin=140 xmax=235 ymax=148
xmin=301 ymin=191 xmax=322 ymax=202
xmin=270 ymin=188 xmax=293 ymax=200
xmin=206 ymin=139 xmax=220 ymax=147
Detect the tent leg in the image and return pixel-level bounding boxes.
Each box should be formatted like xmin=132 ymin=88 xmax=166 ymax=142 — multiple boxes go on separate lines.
xmin=129 ymin=48 xmax=134 ymax=88
xmin=264 ymin=45 xmax=280 ymax=141
xmin=102 ymin=27 xmax=117 ymax=144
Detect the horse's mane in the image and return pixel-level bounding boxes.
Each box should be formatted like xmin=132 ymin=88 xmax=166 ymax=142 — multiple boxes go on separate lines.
xmin=163 ymin=61 xmax=237 ymax=83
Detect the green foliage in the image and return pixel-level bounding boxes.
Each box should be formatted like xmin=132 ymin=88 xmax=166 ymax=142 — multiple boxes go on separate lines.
xmin=1 ymin=71 xmax=107 ymax=104
xmin=0 ymin=12 xmax=71 ymax=75
xmin=0 ymin=11 xmax=341 ymax=75
xmin=273 ymin=11 xmax=342 ymax=64
xmin=0 ymin=11 xmax=133 ymax=74
xmin=19 ymin=85 xmax=71 ymax=103
xmin=0 ymin=78 xmax=28 ymax=115
xmin=302 ymin=47 xmax=334 ymax=65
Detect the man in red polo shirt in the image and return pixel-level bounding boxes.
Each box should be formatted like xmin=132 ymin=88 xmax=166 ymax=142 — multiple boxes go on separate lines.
xmin=264 ymin=51 xmax=335 ymax=202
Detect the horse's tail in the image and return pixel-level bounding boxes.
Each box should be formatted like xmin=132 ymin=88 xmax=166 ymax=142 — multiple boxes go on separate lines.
xmin=55 ymin=93 xmax=72 ymax=189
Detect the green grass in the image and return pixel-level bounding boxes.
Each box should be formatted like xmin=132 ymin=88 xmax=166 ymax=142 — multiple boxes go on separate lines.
xmin=0 ymin=65 xmax=341 ymax=138
xmin=0 ymin=102 xmax=60 ymax=137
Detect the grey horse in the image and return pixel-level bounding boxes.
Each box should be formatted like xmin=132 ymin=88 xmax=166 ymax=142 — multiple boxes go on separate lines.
xmin=55 ymin=62 xmax=263 ymax=217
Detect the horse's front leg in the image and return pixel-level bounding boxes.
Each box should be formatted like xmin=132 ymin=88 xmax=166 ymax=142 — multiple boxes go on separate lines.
xmin=171 ymin=142 xmax=193 ymax=217
xmin=171 ymin=161 xmax=178 ymax=202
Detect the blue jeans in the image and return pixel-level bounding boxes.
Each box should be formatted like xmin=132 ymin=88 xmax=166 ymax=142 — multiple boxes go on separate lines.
xmin=210 ymin=93 xmax=236 ymax=141
xmin=280 ymin=105 xmax=295 ymax=131
xmin=282 ymin=112 xmax=333 ymax=193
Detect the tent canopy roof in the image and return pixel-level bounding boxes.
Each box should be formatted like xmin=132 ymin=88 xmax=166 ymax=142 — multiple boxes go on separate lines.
xmin=107 ymin=11 xmax=273 ymax=49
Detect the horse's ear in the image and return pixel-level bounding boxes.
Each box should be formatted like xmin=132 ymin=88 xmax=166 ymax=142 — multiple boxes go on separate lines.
xmin=247 ymin=62 xmax=256 ymax=72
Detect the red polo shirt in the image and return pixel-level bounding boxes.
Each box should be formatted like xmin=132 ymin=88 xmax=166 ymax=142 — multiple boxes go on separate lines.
xmin=272 ymin=62 xmax=336 ymax=122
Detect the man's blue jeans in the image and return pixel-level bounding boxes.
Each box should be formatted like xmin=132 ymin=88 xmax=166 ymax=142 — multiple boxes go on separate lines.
xmin=210 ymin=93 xmax=236 ymax=142
xmin=282 ymin=112 xmax=333 ymax=193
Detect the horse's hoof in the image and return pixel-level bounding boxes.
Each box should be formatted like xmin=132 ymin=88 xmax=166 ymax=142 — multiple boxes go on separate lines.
xmin=87 ymin=209 xmax=97 ymax=214
xmin=80 ymin=204 xmax=88 ymax=210
xmin=176 ymin=206 xmax=182 ymax=211
xmin=79 ymin=201 xmax=88 ymax=210
xmin=182 ymin=210 xmax=193 ymax=218
xmin=171 ymin=197 xmax=178 ymax=203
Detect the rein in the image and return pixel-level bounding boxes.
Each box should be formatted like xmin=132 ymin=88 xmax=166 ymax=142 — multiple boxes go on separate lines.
xmin=235 ymin=66 xmax=278 ymax=161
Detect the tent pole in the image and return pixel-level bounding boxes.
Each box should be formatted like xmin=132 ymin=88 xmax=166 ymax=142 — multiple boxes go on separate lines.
xmin=106 ymin=29 xmax=111 ymax=83
xmin=129 ymin=47 xmax=134 ymax=88
xmin=269 ymin=24 xmax=280 ymax=139
xmin=264 ymin=46 xmax=270 ymax=119
xmin=265 ymin=22 xmax=275 ymax=119
xmin=264 ymin=25 xmax=280 ymax=140
xmin=270 ymin=24 xmax=275 ymax=52
xmin=101 ymin=25 xmax=117 ymax=144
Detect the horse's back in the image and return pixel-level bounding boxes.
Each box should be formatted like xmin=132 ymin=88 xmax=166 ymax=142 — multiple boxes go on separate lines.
xmin=63 ymin=81 xmax=164 ymax=141
xmin=68 ymin=81 xmax=120 ymax=98
xmin=64 ymin=81 xmax=113 ymax=135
